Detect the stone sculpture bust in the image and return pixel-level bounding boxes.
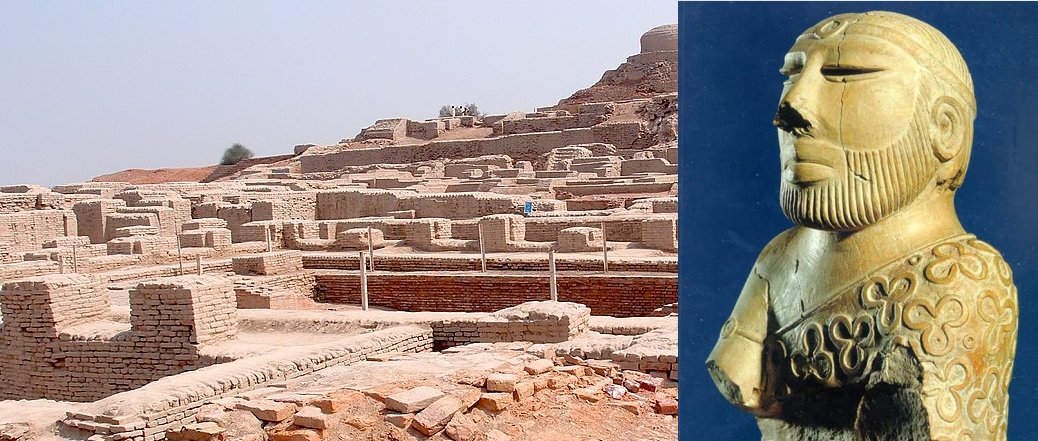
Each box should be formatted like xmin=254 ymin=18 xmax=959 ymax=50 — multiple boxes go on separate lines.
xmin=706 ymin=11 xmax=1018 ymax=440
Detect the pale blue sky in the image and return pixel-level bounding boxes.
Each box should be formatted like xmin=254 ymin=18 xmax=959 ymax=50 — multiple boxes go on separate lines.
xmin=0 ymin=1 xmax=676 ymax=186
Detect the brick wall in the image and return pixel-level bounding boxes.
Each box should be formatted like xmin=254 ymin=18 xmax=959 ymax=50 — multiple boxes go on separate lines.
xmin=105 ymin=212 xmax=158 ymax=241
xmin=0 ymin=193 xmax=39 ymax=213
xmin=62 ymin=326 xmax=433 ymax=440
xmin=641 ymin=217 xmax=678 ymax=251
xmin=315 ymin=189 xmax=525 ymax=221
xmin=522 ymin=216 xmax=641 ymax=242
xmin=233 ymin=272 xmax=316 ymax=309
xmin=313 ymin=272 xmax=676 ymax=317
xmin=250 ymin=192 xmax=317 ymax=221
xmin=231 ymin=250 xmax=303 ymax=275
xmin=302 ymin=254 xmax=677 ymax=273
xmin=73 ymin=199 xmax=126 ymax=244
xmin=501 ymin=115 xmax=583 ymax=135
xmin=117 ymin=206 xmax=178 ymax=237
xmin=0 ymin=210 xmax=74 ymax=252
xmin=0 ymin=275 xmax=238 ymax=402
xmin=303 ymin=122 xmax=648 ymax=173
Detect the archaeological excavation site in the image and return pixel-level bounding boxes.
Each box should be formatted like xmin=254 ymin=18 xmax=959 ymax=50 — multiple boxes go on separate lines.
xmin=0 ymin=25 xmax=678 ymax=441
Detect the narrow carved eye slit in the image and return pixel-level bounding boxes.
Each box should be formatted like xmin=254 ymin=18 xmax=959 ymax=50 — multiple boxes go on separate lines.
xmin=820 ymin=65 xmax=885 ymax=76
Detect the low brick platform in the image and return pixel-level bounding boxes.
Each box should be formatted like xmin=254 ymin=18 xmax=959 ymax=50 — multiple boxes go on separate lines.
xmin=232 ymin=251 xmax=303 ymax=276
xmin=313 ymin=271 xmax=676 ymax=317
xmin=62 ymin=325 xmax=433 ymax=440
xmin=302 ymin=253 xmax=677 ymax=273
xmin=478 ymin=301 xmax=590 ymax=343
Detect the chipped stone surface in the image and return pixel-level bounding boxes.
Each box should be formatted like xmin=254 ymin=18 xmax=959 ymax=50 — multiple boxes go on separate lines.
xmin=268 ymin=428 xmax=322 ymax=441
xmin=445 ymin=412 xmax=479 ymax=441
xmin=385 ymin=413 xmax=413 ymax=429
xmin=485 ymin=373 xmax=519 ymax=393
xmin=0 ymin=423 xmax=30 ymax=441
xmin=573 ymin=388 xmax=603 ymax=403
xmin=384 ymin=386 xmax=446 ymax=413
xmin=236 ymin=399 xmax=298 ymax=422
xmin=524 ymin=359 xmax=554 ymax=375
xmin=655 ymin=397 xmax=678 ymax=415
xmin=479 ymin=393 xmax=514 ymax=412
xmin=512 ymin=381 xmax=536 ymax=401
xmin=413 ymin=395 xmax=465 ymax=435
xmin=293 ymin=406 xmax=334 ymax=430
xmin=604 ymin=384 xmax=627 ymax=399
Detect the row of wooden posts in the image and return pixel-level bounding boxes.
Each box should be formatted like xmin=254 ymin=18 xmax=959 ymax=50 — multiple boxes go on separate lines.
xmin=354 ymin=222 xmax=612 ymax=311
xmin=60 ymin=223 xmax=612 ymax=312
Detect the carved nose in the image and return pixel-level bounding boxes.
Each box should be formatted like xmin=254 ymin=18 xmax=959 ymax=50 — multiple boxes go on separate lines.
xmin=774 ymin=102 xmax=812 ymax=136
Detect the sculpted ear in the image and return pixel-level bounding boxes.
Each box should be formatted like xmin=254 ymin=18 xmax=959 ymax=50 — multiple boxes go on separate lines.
xmin=929 ymin=96 xmax=966 ymax=162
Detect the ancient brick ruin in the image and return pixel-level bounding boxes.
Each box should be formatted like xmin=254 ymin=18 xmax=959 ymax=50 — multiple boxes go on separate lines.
xmin=0 ymin=24 xmax=678 ymax=441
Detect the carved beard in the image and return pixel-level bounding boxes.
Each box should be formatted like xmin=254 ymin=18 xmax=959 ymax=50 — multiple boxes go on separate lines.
xmin=779 ymin=107 xmax=939 ymax=232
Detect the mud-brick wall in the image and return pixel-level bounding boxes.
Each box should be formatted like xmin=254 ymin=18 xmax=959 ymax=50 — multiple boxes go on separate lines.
xmin=0 ymin=194 xmax=37 ymax=214
xmin=0 ymin=275 xmax=237 ymax=402
xmin=251 ymin=192 xmax=318 ymax=221
xmin=300 ymin=122 xmax=646 ymax=174
xmin=313 ymin=272 xmax=676 ymax=317
xmin=232 ymin=251 xmax=303 ymax=275
xmin=0 ymin=210 xmax=74 ymax=252
xmin=501 ymin=115 xmax=583 ymax=135
xmin=302 ymin=254 xmax=678 ymax=273
xmin=522 ymin=217 xmax=646 ymax=242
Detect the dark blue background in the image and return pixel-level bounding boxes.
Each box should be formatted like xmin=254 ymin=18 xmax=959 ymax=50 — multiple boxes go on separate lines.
xmin=678 ymin=2 xmax=1038 ymax=439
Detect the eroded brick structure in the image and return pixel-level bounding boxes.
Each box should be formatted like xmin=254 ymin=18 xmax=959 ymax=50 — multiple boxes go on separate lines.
xmin=0 ymin=274 xmax=236 ymax=401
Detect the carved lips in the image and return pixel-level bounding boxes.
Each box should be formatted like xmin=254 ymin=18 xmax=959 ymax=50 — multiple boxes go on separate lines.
xmin=783 ymin=138 xmax=844 ymax=185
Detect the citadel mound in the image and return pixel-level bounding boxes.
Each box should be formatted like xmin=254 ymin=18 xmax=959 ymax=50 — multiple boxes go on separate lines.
xmin=0 ymin=25 xmax=678 ymax=441
xmin=552 ymin=24 xmax=677 ymax=113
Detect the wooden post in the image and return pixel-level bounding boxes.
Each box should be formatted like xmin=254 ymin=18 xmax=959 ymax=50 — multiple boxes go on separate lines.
xmin=176 ymin=236 xmax=184 ymax=276
xmin=196 ymin=255 xmax=203 ymax=275
xmin=72 ymin=244 xmax=78 ymax=273
xmin=367 ymin=225 xmax=375 ymax=271
xmin=601 ymin=222 xmax=609 ymax=274
xmin=549 ymin=249 xmax=558 ymax=302
xmin=478 ymin=223 xmax=487 ymax=273
xmin=359 ymin=251 xmax=369 ymax=311
xmin=265 ymin=228 xmax=273 ymax=253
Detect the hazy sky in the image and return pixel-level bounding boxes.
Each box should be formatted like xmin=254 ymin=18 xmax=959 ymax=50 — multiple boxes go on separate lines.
xmin=0 ymin=1 xmax=676 ymax=187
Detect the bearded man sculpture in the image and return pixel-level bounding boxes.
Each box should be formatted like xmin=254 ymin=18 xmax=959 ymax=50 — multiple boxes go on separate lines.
xmin=706 ymin=11 xmax=1018 ymax=440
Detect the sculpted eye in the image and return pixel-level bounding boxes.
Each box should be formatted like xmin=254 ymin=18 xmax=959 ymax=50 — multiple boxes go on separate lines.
xmin=820 ymin=65 xmax=885 ymax=77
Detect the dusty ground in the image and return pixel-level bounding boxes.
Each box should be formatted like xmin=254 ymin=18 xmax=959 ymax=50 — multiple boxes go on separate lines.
xmin=91 ymin=154 xmax=294 ymax=184
xmin=238 ymin=343 xmax=678 ymax=441
xmin=91 ymin=166 xmax=219 ymax=184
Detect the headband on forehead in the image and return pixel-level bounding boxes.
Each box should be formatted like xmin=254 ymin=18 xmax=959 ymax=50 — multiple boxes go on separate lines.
xmin=800 ymin=13 xmax=976 ymax=114
xmin=847 ymin=22 xmax=974 ymax=109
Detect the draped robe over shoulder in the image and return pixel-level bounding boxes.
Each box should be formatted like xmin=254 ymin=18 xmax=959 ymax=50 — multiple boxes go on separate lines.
xmin=708 ymin=231 xmax=1018 ymax=440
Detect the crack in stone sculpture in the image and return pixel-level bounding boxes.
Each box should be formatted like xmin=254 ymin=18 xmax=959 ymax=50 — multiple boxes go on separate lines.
xmin=707 ymin=11 xmax=1018 ymax=441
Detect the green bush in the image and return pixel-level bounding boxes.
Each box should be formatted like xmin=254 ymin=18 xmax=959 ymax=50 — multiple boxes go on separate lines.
xmin=220 ymin=143 xmax=254 ymax=165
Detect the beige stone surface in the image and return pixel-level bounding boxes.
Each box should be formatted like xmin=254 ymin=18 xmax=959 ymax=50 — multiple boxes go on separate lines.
xmin=236 ymin=399 xmax=298 ymax=422
xmin=0 ymin=21 xmax=679 ymax=441
xmin=384 ymin=386 xmax=446 ymax=413
xmin=478 ymin=393 xmax=514 ymax=412
xmin=412 ymin=395 xmax=465 ymax=435
xmin=485 ymin=373 xmax=519 ymax=393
